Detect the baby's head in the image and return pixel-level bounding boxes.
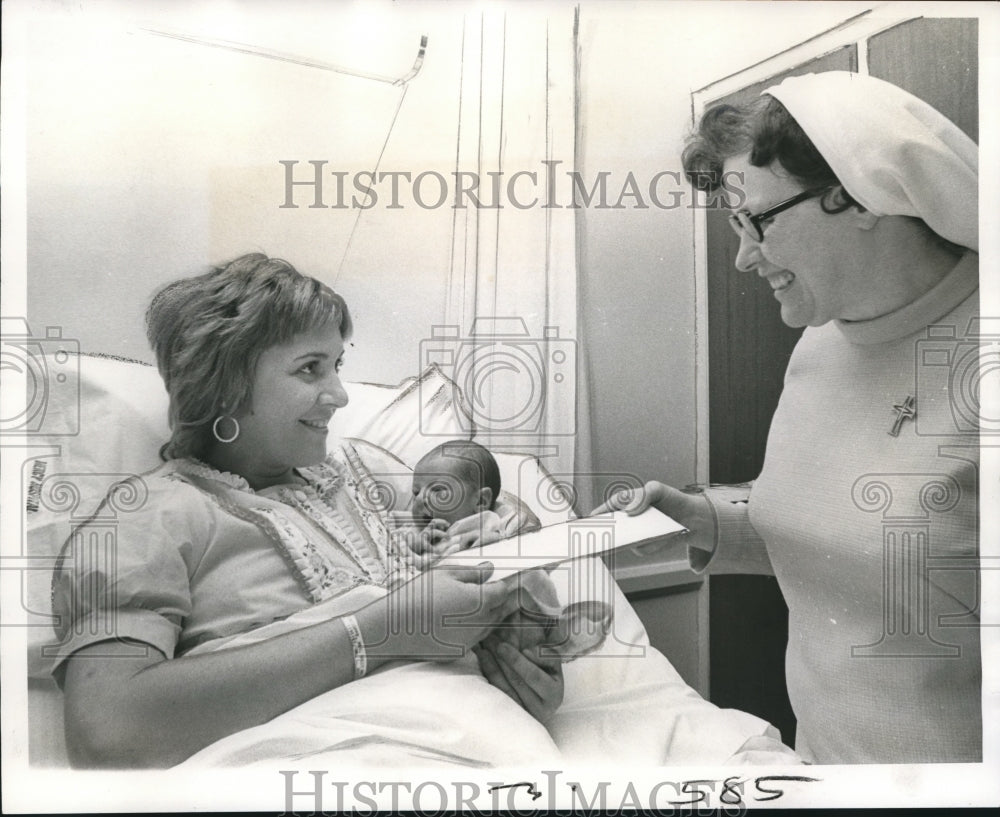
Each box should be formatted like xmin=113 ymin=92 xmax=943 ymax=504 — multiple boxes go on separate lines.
xmin=410 ymin=441 xmax=500 ymax=527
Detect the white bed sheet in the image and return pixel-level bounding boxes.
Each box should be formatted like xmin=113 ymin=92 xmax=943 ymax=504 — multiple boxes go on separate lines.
xmin=178 ymin=560 xmax=800 ymax=769
xmin=24 ymin=356 xmax=800 ymax=769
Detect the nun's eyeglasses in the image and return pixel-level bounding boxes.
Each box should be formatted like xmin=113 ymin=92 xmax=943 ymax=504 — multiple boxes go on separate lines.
xmin=729 ymin=187 xmax=830 ymax=242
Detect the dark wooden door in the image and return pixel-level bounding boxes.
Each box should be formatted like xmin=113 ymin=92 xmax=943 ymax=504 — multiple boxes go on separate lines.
xmin=868 ymin=18 xmax=978 ymax=141
xmin=705 ymin=18 xmax=977 ymax=749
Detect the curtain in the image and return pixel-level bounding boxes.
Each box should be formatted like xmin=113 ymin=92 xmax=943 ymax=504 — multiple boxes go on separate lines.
xmin=441 ymin=7 xmax=586 ymax=497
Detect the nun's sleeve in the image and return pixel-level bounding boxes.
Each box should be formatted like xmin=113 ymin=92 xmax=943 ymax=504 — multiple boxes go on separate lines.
xmin=689 ymin=483 xmax=774 ymax=576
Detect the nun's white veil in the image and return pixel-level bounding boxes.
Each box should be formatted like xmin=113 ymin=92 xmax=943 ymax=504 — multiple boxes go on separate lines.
xmin=766 ymin=71 xmax=978 ymax=252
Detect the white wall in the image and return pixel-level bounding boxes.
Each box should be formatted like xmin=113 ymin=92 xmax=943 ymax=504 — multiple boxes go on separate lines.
xmin=22 ymin=0 xmax=876 ymax=491
xmin=25 ymin=0 xmax=466 ymax=384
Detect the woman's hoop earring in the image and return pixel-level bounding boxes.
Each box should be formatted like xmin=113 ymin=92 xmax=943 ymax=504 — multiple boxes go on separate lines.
xmin=212 ymin=415 xmax=240 ymax=444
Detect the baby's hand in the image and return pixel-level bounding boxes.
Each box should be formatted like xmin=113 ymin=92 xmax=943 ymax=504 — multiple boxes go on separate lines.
xmin=393 ymin=520 xmax=463 ymax=571
xmin=410 ymin=518 xmax=450 ymax=554
xmin=446 ymin=514 xmax=505 ymax=550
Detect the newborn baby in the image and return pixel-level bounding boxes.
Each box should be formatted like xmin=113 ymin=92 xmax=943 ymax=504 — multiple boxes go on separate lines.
xmin=391 ymin=441 xmax=611 ymax=662
xmin=392 ymin=440 xmax=534 ymax=565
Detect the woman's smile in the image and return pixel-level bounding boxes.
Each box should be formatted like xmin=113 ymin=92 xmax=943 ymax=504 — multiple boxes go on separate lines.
xmin=765 ymin=269 xmax=796 ymax=293
xmin=299 ymin=417 xmax=332 ymax=432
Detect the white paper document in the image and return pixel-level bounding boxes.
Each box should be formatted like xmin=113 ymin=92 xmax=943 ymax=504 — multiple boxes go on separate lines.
xmin=440 ymin=508 xmax=687 ymax=580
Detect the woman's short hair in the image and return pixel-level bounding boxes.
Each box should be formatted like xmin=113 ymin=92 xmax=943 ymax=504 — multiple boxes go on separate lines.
xmin=146 ymin=253 xmax=353 ymax=460
xmin=682 ymin=94 xmax=860 ymax=214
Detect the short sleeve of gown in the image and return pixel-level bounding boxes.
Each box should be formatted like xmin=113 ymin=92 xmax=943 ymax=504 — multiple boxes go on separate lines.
xmin=49 ymin=474 xmax=215 ymax=682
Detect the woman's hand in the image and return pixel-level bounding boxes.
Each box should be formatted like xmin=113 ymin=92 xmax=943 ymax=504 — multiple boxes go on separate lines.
xmin=475 ymin=633 xmax=564 ymax=722
xmin=404 ymin=539 xmax=464 ymax=571
xmin=364 ymin=562 xmax=518 ymax=662
xmin=591 ymin=480 xmax=716 ymax=557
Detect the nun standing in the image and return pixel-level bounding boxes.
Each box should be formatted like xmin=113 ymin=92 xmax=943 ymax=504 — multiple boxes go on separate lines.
xmin=600 ymin=72 xmax=981 ymax=764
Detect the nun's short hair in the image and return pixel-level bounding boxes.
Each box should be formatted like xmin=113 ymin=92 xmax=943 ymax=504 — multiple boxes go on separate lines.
xmin=682 ymin=95 xmax=860 ymax=215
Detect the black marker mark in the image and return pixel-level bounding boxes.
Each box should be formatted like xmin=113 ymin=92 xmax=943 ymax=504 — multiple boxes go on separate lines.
xmin=754 ymin=775 xmax=822 ymax=802
xmin=487 ymin=782 xmax=542 ymax=801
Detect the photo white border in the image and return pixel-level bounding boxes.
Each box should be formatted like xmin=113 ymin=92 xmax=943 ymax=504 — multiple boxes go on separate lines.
xmin=2 ymin=0 xmax=997 ymax=812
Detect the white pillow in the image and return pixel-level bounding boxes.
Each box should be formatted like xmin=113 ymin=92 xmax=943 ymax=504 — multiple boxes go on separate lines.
xmin=492 ymin=451 xmax=577 ymax=527
xmin=24 ymin=355 xmax=471 ymax=523
xmin=337 ymin=438 xmax=415 ymax=516
xmin=336 ymin=365 xmax=474 ymax=468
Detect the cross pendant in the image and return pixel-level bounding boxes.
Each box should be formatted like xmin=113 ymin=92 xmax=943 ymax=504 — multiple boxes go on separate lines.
xmin=889 ymin=395 xmax=916 ymax=437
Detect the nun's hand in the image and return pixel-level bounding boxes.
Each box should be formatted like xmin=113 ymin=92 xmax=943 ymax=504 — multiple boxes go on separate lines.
xmin=591 ymin=480 xmax=715 ymax=557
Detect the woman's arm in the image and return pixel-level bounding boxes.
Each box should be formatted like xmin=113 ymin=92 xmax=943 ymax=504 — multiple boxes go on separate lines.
xmin=63 ymin=563 xmax=515 ymax=768
xmin=64 ymin=614 xmax=363 ymax=768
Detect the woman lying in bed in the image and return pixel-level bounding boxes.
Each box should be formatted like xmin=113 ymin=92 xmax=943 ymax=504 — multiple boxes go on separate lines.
xmin=51 ymin=253 xmax=564 ymax=768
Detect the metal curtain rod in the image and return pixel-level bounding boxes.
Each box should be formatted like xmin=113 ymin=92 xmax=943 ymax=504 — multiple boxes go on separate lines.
xmin=139 ymin=28 xmax=428 ymax=86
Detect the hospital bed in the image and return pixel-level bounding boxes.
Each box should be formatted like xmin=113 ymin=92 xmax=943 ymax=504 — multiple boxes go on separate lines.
xmin=22 ymin=352 xmax=798 ymax=769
